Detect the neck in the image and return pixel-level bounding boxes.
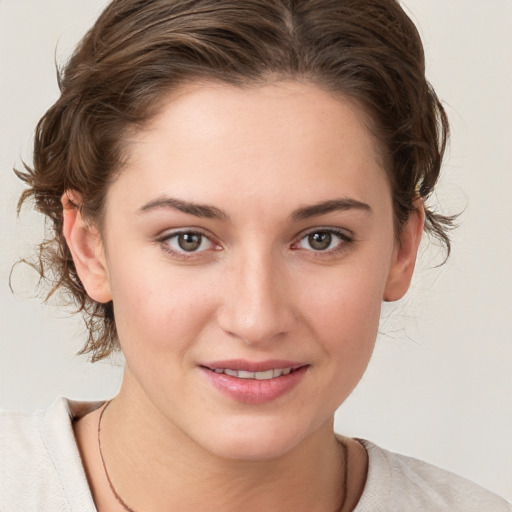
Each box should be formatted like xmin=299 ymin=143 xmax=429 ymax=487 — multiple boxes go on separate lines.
xmin=99 ymin=379 xmax=347 ymax=512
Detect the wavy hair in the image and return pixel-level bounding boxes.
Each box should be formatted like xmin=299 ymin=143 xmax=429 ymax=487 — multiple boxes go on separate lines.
xmin=16 ymin=0 xmax=454 ymax=361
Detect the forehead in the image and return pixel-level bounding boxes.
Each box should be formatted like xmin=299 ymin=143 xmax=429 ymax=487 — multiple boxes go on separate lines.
xmin=109 ymin=81 xmax=391 ymax=219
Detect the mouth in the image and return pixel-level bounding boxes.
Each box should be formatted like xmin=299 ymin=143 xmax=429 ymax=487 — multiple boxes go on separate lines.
xmin=204 ymin=366 xmax=298 ymax=380
xmin=199 ymin=360 xmax=309 ymax=404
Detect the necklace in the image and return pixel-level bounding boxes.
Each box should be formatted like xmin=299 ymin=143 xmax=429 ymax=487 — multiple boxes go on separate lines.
xmin=98 ymin=401 xmax=349 ymax=512
xmin=337 ymin=439 xmax=349 ymax=512
xmin=98 ymin=401 xmax=137 ymax=512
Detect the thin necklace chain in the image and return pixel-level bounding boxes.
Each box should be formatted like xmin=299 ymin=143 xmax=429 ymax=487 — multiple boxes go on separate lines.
xmin=337 ymin=439 xmax=349 ymax=512
xmin=98 ymin=401 xmax=137 ymax=512
xmin=97 ymin=400 xmax=349 ymax=512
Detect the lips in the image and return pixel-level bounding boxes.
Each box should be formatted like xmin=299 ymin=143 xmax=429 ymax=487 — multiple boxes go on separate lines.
xmin=199 ymin=360 xmax=309 ymax=404
xmin=211 ymin=367 xmax=293 ymax=379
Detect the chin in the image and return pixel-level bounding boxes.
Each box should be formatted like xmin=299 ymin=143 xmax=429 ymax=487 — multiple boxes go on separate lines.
xmin=193 ymin=415 xmax=322 ymax=461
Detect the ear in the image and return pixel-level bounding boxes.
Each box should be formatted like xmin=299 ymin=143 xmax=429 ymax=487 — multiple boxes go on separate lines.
xmin=383 ymin=199 xmax=425 ymax=302
xmin=61 ymin=191 xmax=112 ymax=303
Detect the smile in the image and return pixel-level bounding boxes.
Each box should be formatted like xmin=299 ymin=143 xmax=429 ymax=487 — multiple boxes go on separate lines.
xmin=200 ymin=360 xmax=308 ymax=404
xmin=210 ymin=368 xmax=293 ymax=380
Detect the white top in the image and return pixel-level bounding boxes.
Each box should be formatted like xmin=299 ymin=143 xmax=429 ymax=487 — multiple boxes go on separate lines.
xmin=1 ymin=398 xmax=510 ymax=511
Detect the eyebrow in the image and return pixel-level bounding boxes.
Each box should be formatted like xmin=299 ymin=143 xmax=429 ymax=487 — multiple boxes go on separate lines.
xmin=138 ymin=196 xmax=372 ymax=221
xmin=139 ymin=196 xmax=228 ymax=220
xmin=290 ymin=198 xmax=372 ymax=221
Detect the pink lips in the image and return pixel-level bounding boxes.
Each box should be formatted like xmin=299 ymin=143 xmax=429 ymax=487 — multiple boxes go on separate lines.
xmin=199 ymin=359 xmax=309 ymax=405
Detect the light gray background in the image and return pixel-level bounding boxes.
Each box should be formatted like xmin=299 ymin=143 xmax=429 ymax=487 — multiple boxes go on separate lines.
xmin=1 ymin=0 xmax=511 ymax=501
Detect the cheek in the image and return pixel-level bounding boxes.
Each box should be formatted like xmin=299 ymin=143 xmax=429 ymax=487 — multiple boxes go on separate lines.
xmin=299 ymin=270 xmax=385 ymax=414
xmin=300 ymin=254 xmax=390 ymax=360
xmin=108 ymin=257 xmax=216 ymax=362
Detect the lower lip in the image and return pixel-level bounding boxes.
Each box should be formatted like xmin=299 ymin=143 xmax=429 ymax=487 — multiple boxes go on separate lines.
xmin=200 ymin=366 xmax=308 ymax=405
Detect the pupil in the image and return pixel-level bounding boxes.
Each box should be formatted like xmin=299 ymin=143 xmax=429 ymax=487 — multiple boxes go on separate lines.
xmin=178 ymin=233 xmax=202 ymax=251
xmin=309 ymin=232 xmax=332 ymax=250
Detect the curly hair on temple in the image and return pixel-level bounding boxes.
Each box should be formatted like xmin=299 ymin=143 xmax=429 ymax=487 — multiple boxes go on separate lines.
xmin=15 ymin=0 xmax=454 ymax=361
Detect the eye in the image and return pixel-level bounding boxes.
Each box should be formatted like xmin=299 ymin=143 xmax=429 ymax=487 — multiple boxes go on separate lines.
xmin=161 ymin=231 xmax=215 ymax=254
xmin=295 ymin=229 xmax=351 ymax=252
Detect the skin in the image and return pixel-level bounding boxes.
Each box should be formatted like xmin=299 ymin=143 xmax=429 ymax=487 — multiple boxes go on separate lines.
xmin=66 ymin=81 xmax=424 ymax=512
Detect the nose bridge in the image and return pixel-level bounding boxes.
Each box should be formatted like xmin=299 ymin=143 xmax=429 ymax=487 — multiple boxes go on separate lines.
xmin=217 ymin=245 xmax=294 ymax=345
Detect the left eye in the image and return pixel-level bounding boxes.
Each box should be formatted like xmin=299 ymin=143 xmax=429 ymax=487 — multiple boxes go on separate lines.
xmin=296 ymin=230 xmax=348 ymax=252
xmin=164 ymin=232 xmax=214 ymax=253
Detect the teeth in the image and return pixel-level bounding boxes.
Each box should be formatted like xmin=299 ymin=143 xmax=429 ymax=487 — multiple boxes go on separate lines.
xmin=255 ymin=370 xmax=274 ymax=380
xmin=213 ymin=368 xmax=295 ymax=380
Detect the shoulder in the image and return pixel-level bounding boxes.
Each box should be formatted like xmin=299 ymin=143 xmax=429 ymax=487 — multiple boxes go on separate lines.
xmin=354 ymin=439 xmax=512 ymax=512
xmin=0 ymin=398 xmax=101 ymax=511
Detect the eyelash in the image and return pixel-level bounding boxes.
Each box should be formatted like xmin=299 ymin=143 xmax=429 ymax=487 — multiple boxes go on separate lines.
xmin=292 ymin=228 xmax=354 ymax=257
xmin=157 ymin=230 xmax=219 ymax=260
xmin=156 ymin=227 xmax=354 ymax=260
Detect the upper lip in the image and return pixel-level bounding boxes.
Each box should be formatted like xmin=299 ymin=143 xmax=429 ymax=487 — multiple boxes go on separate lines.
xmin=200 ymin=359 xmax=307 ymax=372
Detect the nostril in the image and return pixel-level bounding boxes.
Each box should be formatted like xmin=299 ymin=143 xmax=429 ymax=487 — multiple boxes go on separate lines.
xmin=215 ymin=271 xmax=296 ymax=345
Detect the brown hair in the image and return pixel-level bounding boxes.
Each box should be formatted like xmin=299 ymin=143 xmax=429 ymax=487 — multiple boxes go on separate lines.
xmin=16 ymin=0 xmax=454 ymax=361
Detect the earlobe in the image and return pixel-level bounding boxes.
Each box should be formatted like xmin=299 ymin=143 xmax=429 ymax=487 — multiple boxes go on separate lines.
xmin=61 ymin=191 xmax=112 ymax=303
xmin=383 ymin=200 xmax=425 ymax=302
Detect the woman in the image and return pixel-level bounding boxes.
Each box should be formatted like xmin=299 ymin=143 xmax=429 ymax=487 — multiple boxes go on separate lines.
xmin=1 ymin=0 xmax=510 ymax=510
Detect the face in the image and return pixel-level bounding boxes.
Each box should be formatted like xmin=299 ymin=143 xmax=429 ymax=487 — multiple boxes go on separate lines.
xmin=71 ymin=81 xmax=421 ymax=460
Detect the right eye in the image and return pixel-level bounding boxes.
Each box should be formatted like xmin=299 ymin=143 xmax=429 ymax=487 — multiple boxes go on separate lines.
xmin=159 ymin=230 xmax=217 ymax=257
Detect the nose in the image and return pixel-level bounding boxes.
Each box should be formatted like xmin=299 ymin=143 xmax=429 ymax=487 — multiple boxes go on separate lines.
xmin=216 ymin=249 xmax=296 ymax=346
